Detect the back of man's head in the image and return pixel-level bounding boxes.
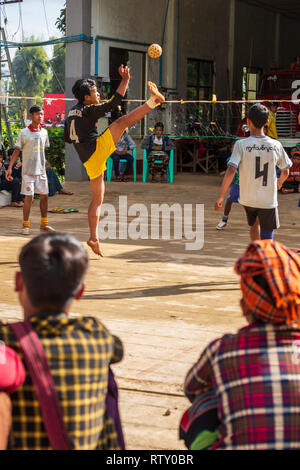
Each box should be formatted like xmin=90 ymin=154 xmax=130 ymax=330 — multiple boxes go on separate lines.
xmin=72 ymin=79 xmax=96 ymax=102
xmin=19 ymin=233 xmax=88 ymax=312
xmin=247 ymin=104 xmax=269 ymax=129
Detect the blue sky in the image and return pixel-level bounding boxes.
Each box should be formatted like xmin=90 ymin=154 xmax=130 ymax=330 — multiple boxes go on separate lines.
xmin=2 ymin=0 xmax=65 ymax=57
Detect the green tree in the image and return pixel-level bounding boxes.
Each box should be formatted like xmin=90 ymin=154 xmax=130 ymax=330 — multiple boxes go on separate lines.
xmin=1 ymin=119 xmax=22 ymax=149
xmin=12 ymin=39 xmax=50 ymax=108
xmin=46 ymin=127 xmax=65 ymax=179
xmin=48 ymin=44 xmax=65 ymax=93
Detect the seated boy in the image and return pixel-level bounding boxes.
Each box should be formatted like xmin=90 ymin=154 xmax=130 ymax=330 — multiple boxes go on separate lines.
xmin=0 ymin=232 xmax=123 ymax=450
xmin=0 ymin=152 xmax=23 ymax=208
xmin=110 ymin=129 xmax=136 ymax=182
xmin=281 ymin=151 xmax=300 ymax=193
xmin=45 ymin=161 xmax=73 ymax=196
xmin=142 ymin=122 xmax=174 ymax=182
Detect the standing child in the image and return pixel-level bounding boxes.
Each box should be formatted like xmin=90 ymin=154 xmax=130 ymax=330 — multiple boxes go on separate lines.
xmin=6 ymin=105 xmax=54 ymax=235
xmin=266 ymin=102 xmax=278 ymax=140
xmin=216 ymin=143 xmax=239 ymax=229
xmin=215 ymin=104 xmax=292 ymax=241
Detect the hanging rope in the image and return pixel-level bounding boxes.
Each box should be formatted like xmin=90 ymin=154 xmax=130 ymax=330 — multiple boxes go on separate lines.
xmin=0 ymin=34 xmax=93 ymax=48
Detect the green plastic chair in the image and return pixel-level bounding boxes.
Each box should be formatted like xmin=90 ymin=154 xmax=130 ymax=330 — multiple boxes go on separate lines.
xmin=106 ymin=148 xmax=136 ymax=182
xmin=142 ymin=149 xmax=174 ymax=183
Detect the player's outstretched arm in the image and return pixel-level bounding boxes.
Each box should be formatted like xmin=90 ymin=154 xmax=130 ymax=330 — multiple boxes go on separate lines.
xmin=90 ymin=65 xmax=130 ymax=120
xmin=116 ymin=65 xmax=130 ymax=97
xmin=214 ymin=165 xmax=236 ymax=210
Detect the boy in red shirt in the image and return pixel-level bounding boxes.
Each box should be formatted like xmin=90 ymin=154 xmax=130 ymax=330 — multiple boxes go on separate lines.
xmin=281 ymin=151 xmax=300 ymax=193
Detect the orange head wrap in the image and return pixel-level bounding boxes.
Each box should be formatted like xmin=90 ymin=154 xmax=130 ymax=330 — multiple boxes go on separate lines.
xmin=235 ymin=240 xmax=300 ymax=326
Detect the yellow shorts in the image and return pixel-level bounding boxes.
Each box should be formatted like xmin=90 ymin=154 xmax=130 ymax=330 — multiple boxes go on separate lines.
xmin=84 ymin=128 xmax=116 ymax=180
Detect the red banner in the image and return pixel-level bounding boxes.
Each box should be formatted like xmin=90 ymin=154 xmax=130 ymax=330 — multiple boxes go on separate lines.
xmin=43 ymin=94 xmax=65 ymax=124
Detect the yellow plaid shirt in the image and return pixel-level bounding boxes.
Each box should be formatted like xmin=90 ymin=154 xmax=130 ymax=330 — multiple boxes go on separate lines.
xmin=0 ymin=313 xmax=123 ymax=450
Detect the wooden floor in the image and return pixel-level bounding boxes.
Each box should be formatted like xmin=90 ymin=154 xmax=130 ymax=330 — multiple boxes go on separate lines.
xmin=0 ymin=174 xmax=299 ymax=449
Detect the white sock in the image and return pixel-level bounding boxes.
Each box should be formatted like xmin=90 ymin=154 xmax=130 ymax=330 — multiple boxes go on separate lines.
xmin=146 ymin=96 xmax=160 ymax=109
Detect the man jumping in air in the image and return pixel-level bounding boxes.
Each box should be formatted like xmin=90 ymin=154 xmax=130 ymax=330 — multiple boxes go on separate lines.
xmin=64 ymin=65 xmax=165 ymax=257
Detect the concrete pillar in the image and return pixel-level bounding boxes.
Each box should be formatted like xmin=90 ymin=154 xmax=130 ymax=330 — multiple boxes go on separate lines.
xmin=275 ymin=13 xmax=280 ymax=67
xmin=227 ymin=0 xmax=235 ymax=99
xmin=162 ymin=0 xmax=177 ymax=91
xmin=65 ymin=0 xmax=92 ymax=181
xmin=161 ymin=0 xmax=178 ymax=135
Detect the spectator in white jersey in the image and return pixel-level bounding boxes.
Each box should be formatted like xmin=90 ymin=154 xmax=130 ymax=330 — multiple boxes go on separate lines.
xmin=6 ymin=105 xmax=54 ymax=235
xmin=214 ymin=104 xmax=292 ymax=241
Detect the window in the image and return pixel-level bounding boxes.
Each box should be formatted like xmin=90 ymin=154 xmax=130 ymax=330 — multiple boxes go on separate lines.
xmin=242 ymin=67 xmax=262 ymax=100
xmin=187 ymin=59 xmax=213 ymax=100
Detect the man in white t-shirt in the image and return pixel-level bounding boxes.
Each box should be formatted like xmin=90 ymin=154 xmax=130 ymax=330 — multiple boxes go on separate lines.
xmin=6 ymin=105 xmax=54 ymax=235
xmin=215 ymin=103 xmax=292 ymax=241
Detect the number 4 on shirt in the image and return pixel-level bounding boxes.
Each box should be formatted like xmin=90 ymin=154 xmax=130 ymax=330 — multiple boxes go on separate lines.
xmin=69 ymin=120 xmax=79 ymax=143
xmin=255 ymin=156 xmax=269 ymax=187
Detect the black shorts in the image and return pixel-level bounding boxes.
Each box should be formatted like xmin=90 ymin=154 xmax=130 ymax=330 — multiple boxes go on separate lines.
xmin=243 ymin=206 xmax=280 ymax=231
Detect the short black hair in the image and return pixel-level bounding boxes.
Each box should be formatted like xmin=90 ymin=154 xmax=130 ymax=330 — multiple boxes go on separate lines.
xmin=154 ymin=122 xmax=164 ymax=130
xmin=247 ymin=104 xmax=269 ymax=129
xmin=72 ymin=78 xmax=97 ymax=102
xmin=19 ymin=233 xmax=88 ymax=311
xmin=29 ymin=105 xmax=43 ymax=114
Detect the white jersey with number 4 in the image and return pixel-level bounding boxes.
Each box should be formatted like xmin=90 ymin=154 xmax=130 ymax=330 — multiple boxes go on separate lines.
xmin=228 ymin=136 xmax=292 ymax=209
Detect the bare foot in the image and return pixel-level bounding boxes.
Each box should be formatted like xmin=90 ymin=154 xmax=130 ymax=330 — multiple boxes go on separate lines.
xmin=282 ymin=188 xmax=294 ymax=194
xmin=147 ymin=81 xmax=165 ymax=104
xmin=87 ymin=239 xmax=104 ymax=257
xmin=59 ymin=189 xmax=74 ymax=195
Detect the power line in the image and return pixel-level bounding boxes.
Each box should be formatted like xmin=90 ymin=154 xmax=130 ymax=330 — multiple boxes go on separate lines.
xmin=41 ymin=0 xmax=64 ymax=93
xmin=11 ymin=2 xmax=22 ymax=40
xmin=42 ymin=0 xmax=50 ymax=37
xmin=19 ymin=0 xmax=23 ymax=41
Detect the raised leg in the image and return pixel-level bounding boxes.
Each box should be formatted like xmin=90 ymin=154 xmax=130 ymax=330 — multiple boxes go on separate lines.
xmin=109 ymin=82 xmax=165 ymax=145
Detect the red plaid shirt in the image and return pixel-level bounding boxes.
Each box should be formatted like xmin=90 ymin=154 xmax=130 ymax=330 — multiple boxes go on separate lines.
xmin=184 ymin=323 xmax=300 ymax=450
